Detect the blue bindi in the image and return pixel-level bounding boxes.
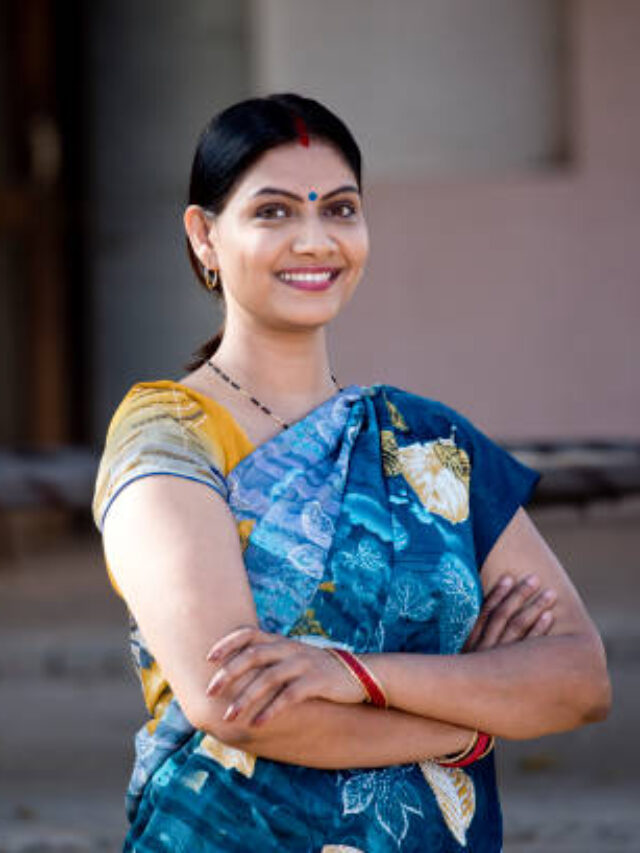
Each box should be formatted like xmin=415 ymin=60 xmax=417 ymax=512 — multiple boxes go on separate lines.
xmin=308 ymin=191 xmax=318 ymax=201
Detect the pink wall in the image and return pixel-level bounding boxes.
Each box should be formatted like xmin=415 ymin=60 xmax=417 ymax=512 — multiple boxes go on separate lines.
xmin=332 ymin=0 xmax=639 ymax=440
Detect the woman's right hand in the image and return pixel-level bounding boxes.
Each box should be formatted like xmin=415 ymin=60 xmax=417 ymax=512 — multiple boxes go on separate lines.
xmin=204 ymin=626 xmax=367 ymax=729
xmin=463 ymin=573 xmax=557 ymax=652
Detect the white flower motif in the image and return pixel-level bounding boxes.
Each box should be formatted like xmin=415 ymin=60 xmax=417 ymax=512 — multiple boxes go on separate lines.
xmin=439 ymin=555 xmax=481 ymax=652
xmin=336 ymin=535 xmax=388 ymax=576
xmin=341 ymin=768 xmax=423 ymax=847
xmin=387 ymin=571 xmax=438 ymax=621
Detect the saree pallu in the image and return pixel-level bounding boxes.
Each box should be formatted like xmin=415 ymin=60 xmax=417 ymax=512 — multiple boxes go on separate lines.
xmin=92 ymin=380 xmax=539 ymax=852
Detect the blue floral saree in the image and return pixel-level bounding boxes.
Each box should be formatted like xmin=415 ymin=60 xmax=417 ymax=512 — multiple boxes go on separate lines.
xmin=92 ymin=380 xmax=539 ymax=852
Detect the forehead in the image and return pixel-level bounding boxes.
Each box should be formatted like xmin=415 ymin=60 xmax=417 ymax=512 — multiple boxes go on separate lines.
xmin=231 ymin=141 xmax=356 ymax=200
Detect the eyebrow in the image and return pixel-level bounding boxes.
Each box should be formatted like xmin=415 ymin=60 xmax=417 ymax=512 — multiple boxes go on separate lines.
xmin=250 ymin=184 xmax=360 ymax=202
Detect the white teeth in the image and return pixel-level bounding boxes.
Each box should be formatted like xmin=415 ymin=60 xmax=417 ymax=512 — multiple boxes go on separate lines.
xmin=278 ymin=271 xmax=334 ymax=282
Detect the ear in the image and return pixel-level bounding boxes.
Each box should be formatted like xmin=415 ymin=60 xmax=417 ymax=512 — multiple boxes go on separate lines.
xmin=184 ymin=205 xmax=219 ymax=270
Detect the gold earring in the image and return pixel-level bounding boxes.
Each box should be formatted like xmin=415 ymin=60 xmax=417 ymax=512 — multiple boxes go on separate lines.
xmin=204 ymin=268 xmax=219 ymax=291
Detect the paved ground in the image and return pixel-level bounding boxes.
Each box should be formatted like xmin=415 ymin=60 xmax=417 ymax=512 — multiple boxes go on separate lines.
xmin=0 ymin=503 xmax=638 ymax=852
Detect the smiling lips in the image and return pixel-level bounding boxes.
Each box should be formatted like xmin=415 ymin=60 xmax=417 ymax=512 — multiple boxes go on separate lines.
xmin=276 ymin=267 xmax=341 ymax=291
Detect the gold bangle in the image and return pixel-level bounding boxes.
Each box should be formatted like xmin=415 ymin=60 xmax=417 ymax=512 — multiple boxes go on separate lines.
xmin=436 ymin=730 xmax=478 ymax=764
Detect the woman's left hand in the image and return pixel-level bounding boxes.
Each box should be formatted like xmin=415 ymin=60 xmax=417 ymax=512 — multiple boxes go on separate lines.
xmin=204 ymin=626 xmax=366 ymax=727
xmin=463 ymin=573 xmax=557 ymax=653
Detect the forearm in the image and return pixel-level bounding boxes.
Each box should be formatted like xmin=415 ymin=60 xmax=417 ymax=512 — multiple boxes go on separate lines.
xmin=362 ymin=632 xmax=610 ymax=740
xmin=212 ymin=698 xmax=472 ymax=769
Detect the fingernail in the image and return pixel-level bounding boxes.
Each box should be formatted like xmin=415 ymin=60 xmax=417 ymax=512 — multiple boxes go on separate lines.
xmin=500 ymin=576 xmax=514 ymax=588
xmin=525 ymin=575 xmax=540 ymax=588
xmin=540 ymin=610 xmax=552 ymax=622
xmin=206 ymin=677 xmax=222 ymax=695
xmin=542 ymin=589 xmax=556 ymax=602
xmin=223 ymin=705 xmax=238 ymax=722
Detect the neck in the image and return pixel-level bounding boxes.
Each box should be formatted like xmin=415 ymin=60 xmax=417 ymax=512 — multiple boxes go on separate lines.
xmin=211 ymin=314 xmax=339 ymax=416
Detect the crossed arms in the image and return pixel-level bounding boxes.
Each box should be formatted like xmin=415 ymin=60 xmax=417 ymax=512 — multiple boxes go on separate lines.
xmin=102 ymin=475 xmax=611 ymax=769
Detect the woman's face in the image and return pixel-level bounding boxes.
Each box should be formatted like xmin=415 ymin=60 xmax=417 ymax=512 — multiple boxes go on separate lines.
xmin=203 ymin=140 xmax=369 ymax=333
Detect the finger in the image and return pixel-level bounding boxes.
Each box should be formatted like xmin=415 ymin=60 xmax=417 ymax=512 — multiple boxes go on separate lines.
xmin=526 ymin=609 xmax=555 ymax=638
xmin=206 ymin=625 xmax=268 ymax=663
xmin=206 ymin=641 xmax=290 ymax=696
xmin=484 ymin=574 xmax=515 ymax=607
xmin=464 ymin=575 xmax=515 ymax=651
xmin=498 ymin=588 xmax=557 ymax=645
xmin=464 ymin=575 xmax=514 ymax=651
xmin=474 ymin=574 xmax=541 ymax=650
xmin=465 ymin=573 xmax=530 ymax=652
xmin=499 ymin=589 xmax=557 ymax=645
xmin=252 ymin=680 xmax=310 ymax=728
xmin=223 ymin=658 xmax=308 ymax=724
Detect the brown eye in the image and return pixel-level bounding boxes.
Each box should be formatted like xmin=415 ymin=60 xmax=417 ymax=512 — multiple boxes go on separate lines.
xmin=328 ymin=201 xmax=357 ymax=219
xmin=256 ymin=203 xmax=289 ymax=220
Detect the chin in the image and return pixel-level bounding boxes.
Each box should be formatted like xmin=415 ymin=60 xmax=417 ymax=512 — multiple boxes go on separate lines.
xmin=285 ymin=311 xmax=338 ymax=331
xmin=276 ymin=294 xmax=347 ymax=328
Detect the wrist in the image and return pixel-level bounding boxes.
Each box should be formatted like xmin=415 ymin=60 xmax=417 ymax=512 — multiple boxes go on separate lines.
xmin=436 ymin=730 xmax=495 ymax=767
xmin=327 ymin=649 xmax=388 ymax=708
xmin=359 ymin=653 xmax=397 ymax=707
xmin=447 ymin=727 xmax=476 ymax=757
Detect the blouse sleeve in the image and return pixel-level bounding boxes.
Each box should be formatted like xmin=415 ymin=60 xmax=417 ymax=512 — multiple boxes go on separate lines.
xmin=92 ymin=383 xmax=229 ymax=534
xmin=455 ymin=414 xmax=541 ymax=568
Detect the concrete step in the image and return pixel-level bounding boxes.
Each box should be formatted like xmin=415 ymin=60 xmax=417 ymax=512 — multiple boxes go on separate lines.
xmin=502 ymin=787 xmax=640 ymax=852
xmin=1 ymin=788 xmax=639 ymax=853
xmin=0 ymin=627 xmax=131 ymax=681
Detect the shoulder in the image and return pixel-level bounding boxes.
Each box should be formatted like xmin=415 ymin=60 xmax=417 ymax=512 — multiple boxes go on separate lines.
xmin=375 ymin=384 xmax=540 ymax=563
xmin=104 ymin=380 xmax=251 ymax=467
xmin=107 ymin=380 xmax=216 ymax=435
xmin=105 ymin=380 xmax=203 ymax=436
xmin=370 ymin=383 xmax=535 ymax=482
xmin=374 ymin=383 xmax=536 ymax=482
xmin=372 ymin=383 xmax=482 ymax=446
xmin=93 ymin=379 xmax=247 ymax=532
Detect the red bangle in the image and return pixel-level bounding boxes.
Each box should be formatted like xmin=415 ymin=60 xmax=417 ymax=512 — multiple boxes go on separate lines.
xmin=475 ymin=733 xmax=496 ymax=761
xmin=437 ymin=732 xmax=495 ymax=768
xmin=327 ymin=648 xmax=389 ymax=708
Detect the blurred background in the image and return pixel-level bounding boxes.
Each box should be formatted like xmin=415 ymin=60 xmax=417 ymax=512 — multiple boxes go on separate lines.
xmin=0 ymin=1 xmax=638 ymax=850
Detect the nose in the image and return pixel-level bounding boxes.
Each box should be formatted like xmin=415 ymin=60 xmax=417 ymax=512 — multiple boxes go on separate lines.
xmin=291 ymin=211 xmax=338 ymax=254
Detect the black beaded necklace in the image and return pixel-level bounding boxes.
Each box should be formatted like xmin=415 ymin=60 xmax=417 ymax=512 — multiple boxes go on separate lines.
xmin=206 ymin=360 xmax=342 ymax=430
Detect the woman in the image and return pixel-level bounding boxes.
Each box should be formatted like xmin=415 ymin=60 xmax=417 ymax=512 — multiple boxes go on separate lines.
xmin=92 ymin=93 xmax=611 ymax=851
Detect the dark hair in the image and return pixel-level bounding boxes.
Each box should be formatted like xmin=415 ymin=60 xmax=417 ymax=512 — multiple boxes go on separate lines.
xmin=184 ymin=93 xmax=363 ymax=371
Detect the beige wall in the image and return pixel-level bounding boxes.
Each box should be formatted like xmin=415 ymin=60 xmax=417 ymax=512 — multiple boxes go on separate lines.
xmin=252 ymin=0 xmax=564 ymax=177
xmin=87 ymin=1 xmax=638 ymax=443
xmin=328 ymin=0 xmax=639 ymax=439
